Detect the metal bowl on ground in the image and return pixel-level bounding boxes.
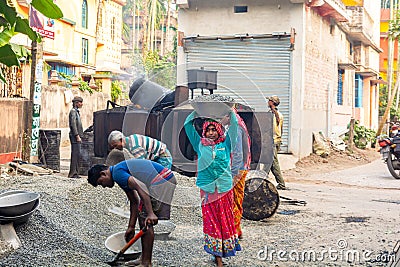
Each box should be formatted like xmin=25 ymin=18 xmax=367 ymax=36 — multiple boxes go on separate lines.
xmin=0 ymin=198 xmax=40 ymax=225
xmin=0 ymin=192 xmax=40 ymax=217
xmin=105 ymin=232 xmax=142 ymax=260
xmin=190 ymin=101 xmax=234 ymax=120
xmin=154 ymin=220 xmax=176 ymax=240
xmin=0 ymin=190 xmax=31 ymax=198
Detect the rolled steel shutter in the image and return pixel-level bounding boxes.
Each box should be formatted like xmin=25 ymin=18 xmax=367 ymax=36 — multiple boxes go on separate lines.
xmin=184 ymin=37 xmax=292 ymax=153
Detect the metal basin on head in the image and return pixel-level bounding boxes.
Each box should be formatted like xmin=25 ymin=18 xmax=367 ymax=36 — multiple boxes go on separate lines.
xmin=191 ymin=101 xmax=234 ymax=120
xmin=0 ymin=192 xmax=40 ymax=217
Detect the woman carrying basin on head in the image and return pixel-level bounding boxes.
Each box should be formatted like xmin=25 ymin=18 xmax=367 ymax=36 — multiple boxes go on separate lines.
xmin=184 ymin=108 xmax=241 ymax=267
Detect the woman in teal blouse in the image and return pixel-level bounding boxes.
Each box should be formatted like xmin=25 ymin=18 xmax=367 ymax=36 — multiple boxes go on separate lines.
xmin=184 ymin=110 xmax=241 ymax=267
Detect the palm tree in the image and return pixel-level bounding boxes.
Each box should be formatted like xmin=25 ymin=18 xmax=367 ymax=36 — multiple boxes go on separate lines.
xmin=378 ymin=6 xmax=400 ymax=136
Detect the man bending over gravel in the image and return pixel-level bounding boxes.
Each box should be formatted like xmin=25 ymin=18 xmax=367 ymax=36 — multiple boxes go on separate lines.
xmin=87 ymin=159 xmax=177 ymax=267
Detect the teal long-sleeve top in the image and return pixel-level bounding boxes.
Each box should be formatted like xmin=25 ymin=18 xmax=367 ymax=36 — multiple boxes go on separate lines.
xmin=184 ymin=111 xmax=238 ymax=193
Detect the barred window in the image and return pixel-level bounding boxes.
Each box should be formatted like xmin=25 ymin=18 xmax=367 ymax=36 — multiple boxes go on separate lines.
xmin=82 ymin=0 xmax=88 ymax=29
xmin=82 ymin=38 xmax=89 ymax=64
xmin=337 ymin=69 xmax=344 ymax=105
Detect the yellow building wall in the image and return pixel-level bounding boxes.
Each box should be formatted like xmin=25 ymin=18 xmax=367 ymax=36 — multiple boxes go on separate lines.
xmin=11 ymin=0 xmax=124 ymax=73
xmin=11 ymin=0 xmax=98 ymax=70
xmin=53 ymin=0 xmax=97 ymax=69
xmin=381 ymin=21 xmax=389 ymax=32
xmin=342 ymin=0 xmax=363 ymax=6
xmin=96 ymin=0 xmax=124 ymax=68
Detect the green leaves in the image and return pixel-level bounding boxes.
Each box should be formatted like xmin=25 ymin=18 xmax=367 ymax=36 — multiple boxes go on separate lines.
xmin=0 ymin=45 xmax=19 ymax=67
xmin=0 ymin=28 xmax=15 ymax=47
xmin=31 ymin=0 xmax=63 ymax=19
xmin=0 ymin=0 xmax=17 ymax=25
xmin=111 ymin=81 xmax=123 ymax=102
xmin=347 ymin=121 xmax=377 ymax=149
xmin=389 ymin=10 xmax=400 ymax=41
xmin=15 ymin=17 xmax=40 ymax=41
xmin=10 ymin=43 xmax=30 ymax=59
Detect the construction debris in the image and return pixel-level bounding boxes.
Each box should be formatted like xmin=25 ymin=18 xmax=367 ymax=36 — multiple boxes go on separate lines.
xmin=8 ymin=162 xmax=53 ymax=176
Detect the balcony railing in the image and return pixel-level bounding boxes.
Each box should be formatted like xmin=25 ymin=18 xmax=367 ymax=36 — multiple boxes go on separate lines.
xmin=345 ymin=7 xmax=375 ymax=43
xmin=307 ymin=0 xmax=350 ymax=22
xmin=338 ymin=6 xmax=381 ymax=52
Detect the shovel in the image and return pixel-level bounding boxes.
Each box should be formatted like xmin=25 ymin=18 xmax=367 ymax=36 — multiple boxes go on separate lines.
xmin=107 ymin=225 xmax=150 ymax=266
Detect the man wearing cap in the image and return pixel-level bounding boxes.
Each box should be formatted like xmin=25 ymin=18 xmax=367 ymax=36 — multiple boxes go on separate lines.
xmin=268 ymin=95 xmax=286 ymax=190
xmin=68 ymin=96 xmax=84 ymax=178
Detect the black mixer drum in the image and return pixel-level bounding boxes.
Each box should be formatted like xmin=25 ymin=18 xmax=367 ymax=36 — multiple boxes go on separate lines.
xmin=129 ymin=77 xmax=172 ymax=110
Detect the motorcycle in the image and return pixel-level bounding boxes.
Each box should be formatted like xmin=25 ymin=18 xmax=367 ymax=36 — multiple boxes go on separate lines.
xmin=378 ymin=125 xmax=400 ymax=179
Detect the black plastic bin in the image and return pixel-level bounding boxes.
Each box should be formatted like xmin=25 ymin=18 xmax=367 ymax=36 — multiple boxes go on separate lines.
xmin=78 ymin=132 xmax=94 ymax=176
xmin=39 ymin=130 xmax=61 ymax=171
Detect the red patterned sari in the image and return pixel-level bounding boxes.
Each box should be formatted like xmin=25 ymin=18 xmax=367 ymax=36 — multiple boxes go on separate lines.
xmin=200 ymin=189 xmax=241 ymax=257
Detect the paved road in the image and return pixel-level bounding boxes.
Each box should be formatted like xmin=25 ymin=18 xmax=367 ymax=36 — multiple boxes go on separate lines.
xmin=281 ymin=159 xmax=400 ymax=217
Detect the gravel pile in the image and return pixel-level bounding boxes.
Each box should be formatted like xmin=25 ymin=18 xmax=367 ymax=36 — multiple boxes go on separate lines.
xmin=0 ymin=171 xmax=392 ymax=266
xmin=190 ymin=94 xmax=235 ymax=103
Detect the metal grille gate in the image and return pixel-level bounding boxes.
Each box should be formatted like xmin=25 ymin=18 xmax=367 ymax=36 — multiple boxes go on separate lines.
xmin=184 ymin=36 xmax=292 ymax=152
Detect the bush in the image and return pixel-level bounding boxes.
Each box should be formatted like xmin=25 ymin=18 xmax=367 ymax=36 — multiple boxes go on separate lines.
xmin=346 ymin=121 xmax=376 ymax=149
xmin=111 ymin=81 xmax=123 ymax=102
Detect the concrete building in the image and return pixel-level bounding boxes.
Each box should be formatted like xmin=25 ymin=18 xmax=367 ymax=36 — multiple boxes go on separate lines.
xmin=0 ymin=0 xmax=126 ymax=163
xmin=175 ymin=0 xmax=381 ymax=158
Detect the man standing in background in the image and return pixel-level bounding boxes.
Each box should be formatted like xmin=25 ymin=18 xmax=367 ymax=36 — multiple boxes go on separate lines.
xmin=68 ymin=96 xmax=83 ymax=178
xmin=267 ymin=95 xmax=286 ymax=190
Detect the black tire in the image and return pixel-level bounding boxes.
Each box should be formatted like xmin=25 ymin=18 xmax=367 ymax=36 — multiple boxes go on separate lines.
xmin=386 ymin=150 xmax=400 ymax=179
xmin=242 ymin=178 xmax=280 ymax=221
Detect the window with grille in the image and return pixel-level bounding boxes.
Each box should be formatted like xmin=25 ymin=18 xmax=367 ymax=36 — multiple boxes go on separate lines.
xmin=381 ymin=0 xmax=390 ymax=8
xmin=111 ymin=17 xmax=116 ymax=41
xmin=82 ymin=38 xmax=88 ymax=64
xmin=355 ymin=74 xmax=363 ymax=107
xmin=82 ymin=0 xmax=88 ymax=29
xmin=337 ymin=69 xmax=344 ymax=105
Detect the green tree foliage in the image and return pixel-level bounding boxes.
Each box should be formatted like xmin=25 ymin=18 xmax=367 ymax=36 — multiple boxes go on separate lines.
xmin=379 ymin=84 xmax=400 ymax=118
xmin=0 ymin=0 xmax=63 ymax=82
xmin=123 ymin=0 xmax=177 ymax=89
xmin=389 ymin=10 xmax=400 ymax=41
xmin=111 ymin=80 xmax=123 ymax=102
xmin=59 ymin=72 xmax=93 ymax=94
xmin=142 ymin=50 xmax=176 ymax=89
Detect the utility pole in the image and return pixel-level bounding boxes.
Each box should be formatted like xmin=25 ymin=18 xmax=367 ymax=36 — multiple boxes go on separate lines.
xmin=23 ymin=40 xmax=43 ymax=163
xmin=22 ymin=40 xmax=37 ymax=162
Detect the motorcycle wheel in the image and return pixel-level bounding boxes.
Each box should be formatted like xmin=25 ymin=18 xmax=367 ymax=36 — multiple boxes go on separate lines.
xmin=386 ymin=150 xmax=400 ymax=179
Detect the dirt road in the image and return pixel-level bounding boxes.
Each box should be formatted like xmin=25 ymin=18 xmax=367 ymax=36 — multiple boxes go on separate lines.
xmin=259 ymin=153 xmax=400 ymax=266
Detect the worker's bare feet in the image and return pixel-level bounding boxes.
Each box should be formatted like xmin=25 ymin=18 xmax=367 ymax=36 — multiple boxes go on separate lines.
xmin=215 ymin=256 xmax=223 ymax=267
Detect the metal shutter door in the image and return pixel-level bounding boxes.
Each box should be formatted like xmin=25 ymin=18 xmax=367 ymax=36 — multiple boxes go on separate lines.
xmin=184 ymin=37 xmax=292 ymax=153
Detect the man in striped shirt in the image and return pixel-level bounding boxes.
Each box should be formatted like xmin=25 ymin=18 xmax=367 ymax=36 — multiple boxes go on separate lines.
xmin=108 ymin=130 xmax=172 ymax=169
